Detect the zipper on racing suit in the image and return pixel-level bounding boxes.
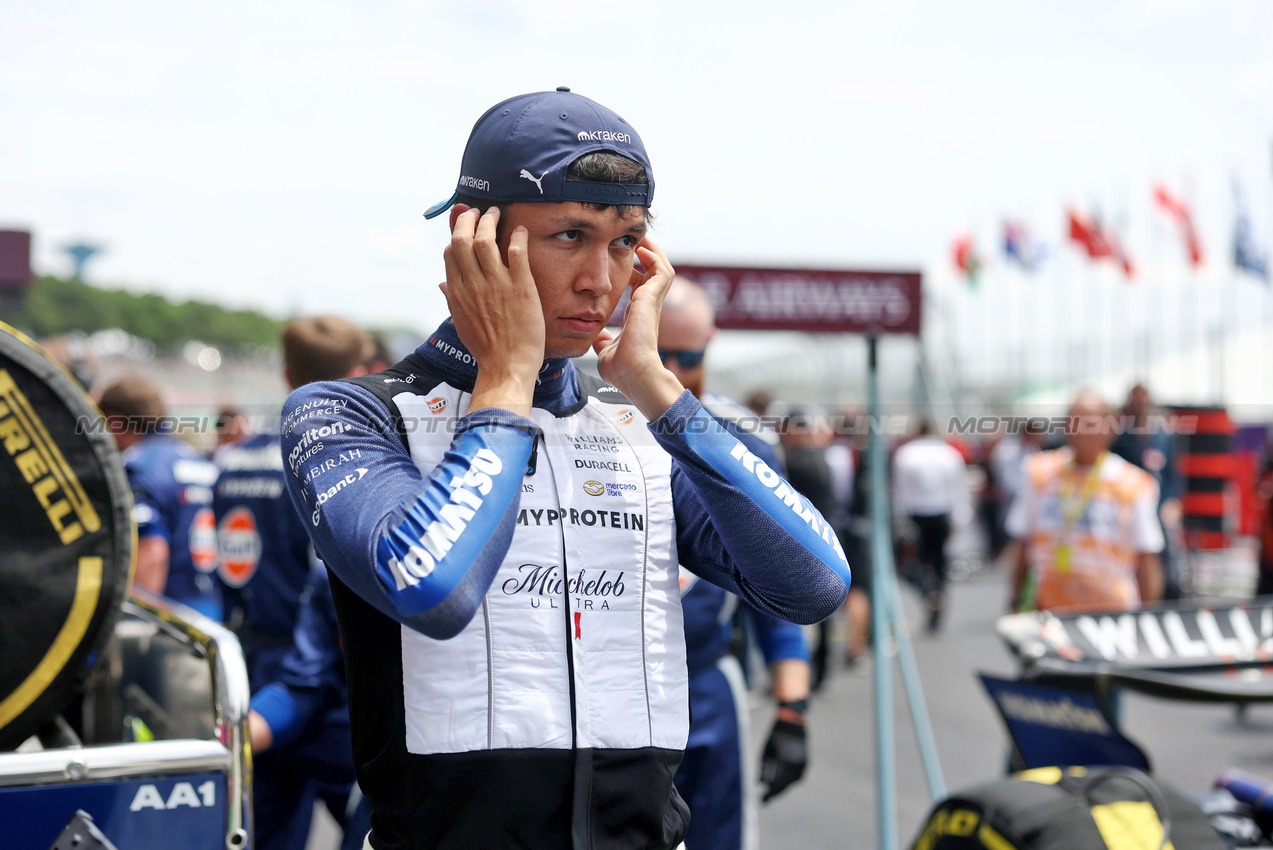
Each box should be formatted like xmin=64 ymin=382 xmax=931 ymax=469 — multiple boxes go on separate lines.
xmin=539 ymin=437 xmax=590 ymax=849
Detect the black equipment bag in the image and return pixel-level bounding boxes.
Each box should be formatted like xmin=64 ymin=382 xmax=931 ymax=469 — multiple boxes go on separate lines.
xmin=911 ymin=766 xmax=1227 ymax=850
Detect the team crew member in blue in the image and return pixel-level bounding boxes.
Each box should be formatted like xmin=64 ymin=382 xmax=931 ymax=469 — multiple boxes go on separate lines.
xmin=99 ymin=376 xmax=221 ymax=619
xmin=215 ymin=316 xmax=371 ymax=850
xmin=246 ymin=564 xmax=363 ymax=850
xmin=658 ymin=277 xmax=813 ymax=850
xmin=1109 ymin=384 xmax=1184 ymax=600
xmin=280 ymin=88 xmax=851 ymax=850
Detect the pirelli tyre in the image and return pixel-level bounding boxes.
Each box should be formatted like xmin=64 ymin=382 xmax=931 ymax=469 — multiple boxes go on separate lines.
xmin=0 ymin=323 xmax=133 ymax=751
xmin=910 ymin=766 xmax=1227 ymax=850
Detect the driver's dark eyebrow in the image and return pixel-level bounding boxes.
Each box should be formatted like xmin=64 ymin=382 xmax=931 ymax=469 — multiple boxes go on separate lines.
xmin=545 ymin=216 xmax=649 ymax=239
xmin=546 ymin=217 xmax=601 ymax=232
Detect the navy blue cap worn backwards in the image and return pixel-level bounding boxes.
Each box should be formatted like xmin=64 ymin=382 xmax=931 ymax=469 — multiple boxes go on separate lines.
xmin=424 ymin=87 xmax=654 ymax=219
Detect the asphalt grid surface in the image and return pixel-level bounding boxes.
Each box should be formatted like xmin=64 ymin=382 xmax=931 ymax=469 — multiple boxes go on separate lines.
xmin=308 ymin=565 xmax=1273 ymax=849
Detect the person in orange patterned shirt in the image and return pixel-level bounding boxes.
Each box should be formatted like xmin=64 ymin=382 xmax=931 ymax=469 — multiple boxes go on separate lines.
xmin=1005 ymin=391 xmax=1164 ymax=613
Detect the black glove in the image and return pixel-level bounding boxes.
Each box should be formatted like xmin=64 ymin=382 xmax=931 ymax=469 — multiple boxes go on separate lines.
xmin=760 ymin=718 xmax=807 ymax=802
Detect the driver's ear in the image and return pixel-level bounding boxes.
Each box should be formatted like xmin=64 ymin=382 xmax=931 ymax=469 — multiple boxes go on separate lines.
xmin=448 ymin=204 xmax=473 ymax=233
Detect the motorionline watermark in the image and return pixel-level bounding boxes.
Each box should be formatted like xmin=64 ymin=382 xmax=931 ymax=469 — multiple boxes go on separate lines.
xmin=944 ymin=414 xmax=1198 ymax=438
xmin=76 ymin=411 xmax=1201 ymax=440
xmin=77 ymin=414 xmax=287 ymax=437
xmin=701 ymin=412 xmax=1200 ymax=439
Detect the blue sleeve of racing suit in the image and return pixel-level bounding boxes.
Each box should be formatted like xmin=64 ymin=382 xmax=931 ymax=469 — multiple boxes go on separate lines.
xmin=750 ymin=607 xmax=811 ymax=665
xmin=280 ymin=382 xmax=537 ymax=640
xmin=651 ymin=392 xmax=851 ymax=625
xmin=250 ymin=565 xmax=342 ymax=748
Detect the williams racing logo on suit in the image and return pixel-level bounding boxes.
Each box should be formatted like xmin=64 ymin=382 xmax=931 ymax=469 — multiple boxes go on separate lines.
xmin=567 ymin=434 xmax=621 ymax=454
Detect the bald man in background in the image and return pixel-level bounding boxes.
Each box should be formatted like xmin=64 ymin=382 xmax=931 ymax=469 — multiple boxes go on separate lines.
xmin=1006 ymin=391 xmax=1164 ymax=614
xmin=656 ymin=277 xmax=814 ymax=850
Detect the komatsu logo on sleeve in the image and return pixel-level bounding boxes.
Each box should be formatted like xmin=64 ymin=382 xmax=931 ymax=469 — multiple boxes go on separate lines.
xmin=387 ymin=448 xmax=503 ymax=591
xmin=730 ymin=441 xmax=847 ymax=561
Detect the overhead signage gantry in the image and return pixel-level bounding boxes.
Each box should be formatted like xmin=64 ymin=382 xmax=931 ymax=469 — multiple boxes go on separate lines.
xmin=673 ymin=264 xmax=921 ymax=334
xmin=674 ymin=262 xmax=935 ymax=850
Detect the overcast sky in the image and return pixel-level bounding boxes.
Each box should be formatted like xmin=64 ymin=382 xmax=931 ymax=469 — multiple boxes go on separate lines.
xmin=3 ymin=0 xmax=1271 ymax=339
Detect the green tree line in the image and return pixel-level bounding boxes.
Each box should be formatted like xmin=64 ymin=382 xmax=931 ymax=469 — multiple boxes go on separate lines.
xmin=6 ymin=276 xmax=283 ymax=354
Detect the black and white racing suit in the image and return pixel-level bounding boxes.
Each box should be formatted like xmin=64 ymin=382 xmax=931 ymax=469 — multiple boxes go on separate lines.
xmin=280 ymin=319 xmax=851 ymax=850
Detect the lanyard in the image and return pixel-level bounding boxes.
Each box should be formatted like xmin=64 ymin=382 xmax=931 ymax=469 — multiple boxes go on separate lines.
xmin=1059 ymin=451 xmax=1107 ymax=528
xmin=1054 ymin=451 xmax=1107 ymax=572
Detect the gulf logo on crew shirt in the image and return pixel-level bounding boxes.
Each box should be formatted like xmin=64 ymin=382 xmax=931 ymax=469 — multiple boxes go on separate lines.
xmin=427 ymin=397 xmax=448 ymax=414
xmin=677 ymin=565 xmax=697 ymax=595
xmin=189 ymin=508 xmax=218 ymax=573
xmin=614 ymin=409 xmax=634 ymax=425
xmin=217 ymin=506 xmax=262 ymax=588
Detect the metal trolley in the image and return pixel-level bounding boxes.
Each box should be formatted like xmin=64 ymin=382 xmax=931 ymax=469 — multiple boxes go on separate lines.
xmin=0 ymin=590 xmax=252 ymax=850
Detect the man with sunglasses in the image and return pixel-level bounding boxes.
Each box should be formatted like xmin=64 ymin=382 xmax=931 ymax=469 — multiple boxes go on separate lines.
xmin=657 ymin=277 xmax=813 ymax=850
xmin=280 ymin=88 xmax=850 ymax=850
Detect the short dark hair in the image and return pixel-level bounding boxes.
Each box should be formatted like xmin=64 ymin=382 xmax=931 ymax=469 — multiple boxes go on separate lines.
xmin=98 ymin=375 xmax=165 ymax=433
xmin=281 ymin=316 xmax=373 ymax=387
xmin=364 ymin=332 xmax=395 ymax=372
xmin=456 ymin=151 xmax=654 ymax=227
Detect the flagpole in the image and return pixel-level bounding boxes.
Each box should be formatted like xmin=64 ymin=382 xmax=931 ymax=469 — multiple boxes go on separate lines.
xmin=1226 ymin=270 xmax=1239 ymax=407
xmin=986 ymin=258 xmax=994 ymax=396
xmin=1016 ymin=267 xmax=1026 ymax=399
xmin=1174 ymin=219 xmax=1187 ymax=399
xmin=1150 ymin=249 xmax=1160 ymax=381
xmin=1266 ymin=160 xmax=1273 ymax=416
xmin=1075 ymin=239 xmax=1084 ymax=389
xmin=1049 ymin=248 xmax=1057 ymax=390
xmin=1058 ymin=234 xmax=1069 ymax=391
xmin=1103 ymin=248 xmax=1110 ymax=382
xmin=1148 ymin=203 xmax=1163 ymax=391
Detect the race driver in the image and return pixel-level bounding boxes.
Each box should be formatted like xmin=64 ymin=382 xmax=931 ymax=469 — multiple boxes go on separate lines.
xmin=280 ymin=87 xmax=852 ymax=850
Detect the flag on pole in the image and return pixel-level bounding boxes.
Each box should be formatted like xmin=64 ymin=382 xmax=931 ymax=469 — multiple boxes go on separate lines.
xmin=952 ymin=234 xmax=982 ymax=286
xmin=1067 ymin=209 xmax=1134 ymax=278
xmin=1152 ymin=184 xmax=1204 ymax=267
xmin=1068 ymin=209 xmax=1111 ymax=258
xmin=1003 ymin=220 xmax=1046 ymax=271
xmin=1233 ymin=180 xmax=1269 ymax=281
